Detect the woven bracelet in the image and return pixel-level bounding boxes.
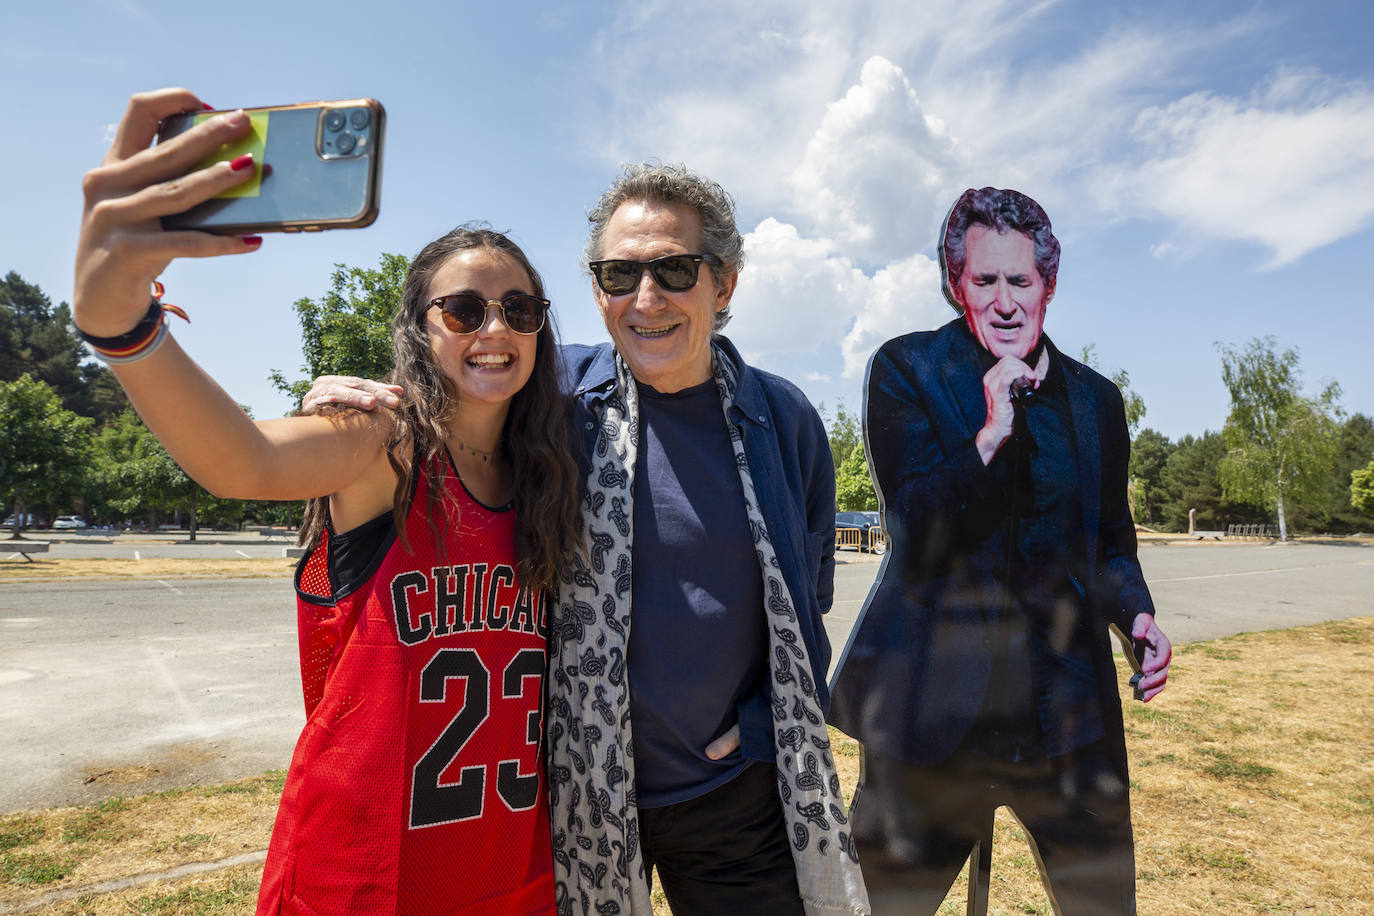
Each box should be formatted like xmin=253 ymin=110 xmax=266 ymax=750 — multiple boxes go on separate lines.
xmin=76 ymin=283 xmax=190 ymax=365
xmin=92 ymin=318 xmax=173 ymax=365
xmin=74 ymin=297 xmax=164 ymax=349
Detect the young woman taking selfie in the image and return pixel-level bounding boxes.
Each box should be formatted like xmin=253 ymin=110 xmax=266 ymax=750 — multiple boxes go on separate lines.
xmin=73 ymin=88 xmax=580 ymax=915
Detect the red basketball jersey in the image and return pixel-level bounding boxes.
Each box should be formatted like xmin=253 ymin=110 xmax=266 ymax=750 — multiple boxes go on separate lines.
xmin=257 ymin=462 xmax=555 ymax=916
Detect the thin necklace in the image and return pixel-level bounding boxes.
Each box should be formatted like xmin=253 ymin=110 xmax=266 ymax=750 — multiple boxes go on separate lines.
xmin=449 ymin=432 xmax=499 ymax=463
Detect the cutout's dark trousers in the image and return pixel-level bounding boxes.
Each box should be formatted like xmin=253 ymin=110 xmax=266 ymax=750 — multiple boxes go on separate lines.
xmin=852 ymin=741 xmax=1136 ymax=916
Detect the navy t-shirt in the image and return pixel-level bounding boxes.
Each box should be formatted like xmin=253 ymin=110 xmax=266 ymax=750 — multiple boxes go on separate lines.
xmin=628 ymin=379 xmax=767 ymax=808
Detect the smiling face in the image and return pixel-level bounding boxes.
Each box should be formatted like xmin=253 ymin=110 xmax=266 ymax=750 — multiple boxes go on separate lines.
xmin=424 ymin=248 xmax=539 ymax=417
xmin=955 ymin=224 xmax=1054 ymax=360
xmin=593 ymin=199 xmax=737 ymax=392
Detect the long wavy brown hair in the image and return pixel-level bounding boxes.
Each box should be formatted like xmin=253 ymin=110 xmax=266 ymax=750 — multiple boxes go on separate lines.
xmin=300 ymin=225 xmax=581 ymax=593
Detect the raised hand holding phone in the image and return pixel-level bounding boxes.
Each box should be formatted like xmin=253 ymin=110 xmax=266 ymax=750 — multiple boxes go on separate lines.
xmin=74 ymin=89 xmax=262 ymax=340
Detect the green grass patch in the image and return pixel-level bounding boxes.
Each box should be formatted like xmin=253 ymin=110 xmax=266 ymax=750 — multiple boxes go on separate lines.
xmin=0 ymin=849 xmax=79 ymax=885
xmin=61 ymin=811 xmax=121 ymax=846
xmin=155 ymin=769 xmax=286 ymax=801
xmin=150 ymin=832 xmax=214 ymax=853
xmin=1195 ymin=747 xmax=1278 ymax=782
xmin=1126 ymin=703 xmax=1201 ymax=736
xmin=0 ymin=816 xmax=44 ymax=852
xmin=1179 ymin=842 xmax=1252 ymax=872
xmin=1322 ymin=623 xmax=1372 ymax=644
xmin=128 ymin=868 xmax=261 ymax=914
xmin=1197 ymin=646 xmax=1242 ymax=660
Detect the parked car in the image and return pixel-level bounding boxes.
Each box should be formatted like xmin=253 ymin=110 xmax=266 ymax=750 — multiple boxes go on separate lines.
xmin=3 ymin=514 xmax=36 ymax=530
xmin=835 ymin=511 xmax=885 ymax=554
xmin=52 ymin=515 xmax=88 ymax=530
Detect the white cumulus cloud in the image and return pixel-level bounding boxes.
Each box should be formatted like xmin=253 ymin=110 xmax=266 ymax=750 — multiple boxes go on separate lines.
xmin=1115 ymin=72 xmax=1374 ymax=267
xmin=728 ymin=218 xmax=951 ymax=383
xmin=729 ymin=218 xmax=868 ymax=358
xmin=789 ymin=56 xmax=964 ymax=265
xmin=841 ymin=253 xmax=950 ymax=379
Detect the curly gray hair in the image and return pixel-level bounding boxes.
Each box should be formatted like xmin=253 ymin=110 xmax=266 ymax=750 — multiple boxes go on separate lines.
xmin=583 ymin=162 xmax=745 ymax=331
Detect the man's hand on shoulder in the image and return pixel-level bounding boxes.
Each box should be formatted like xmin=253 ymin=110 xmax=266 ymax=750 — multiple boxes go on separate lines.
xmin=301 ymin=375 xmax=402 ymax=414
xmin=1131 ymin=613 xmax=1172 ymax=702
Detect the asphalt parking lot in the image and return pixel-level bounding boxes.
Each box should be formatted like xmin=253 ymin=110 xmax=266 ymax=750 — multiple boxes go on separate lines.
xmin=1 ymin=538 xmax=1370 ymax=812
xmin=1 ymin=529 xmax=296 ymax=561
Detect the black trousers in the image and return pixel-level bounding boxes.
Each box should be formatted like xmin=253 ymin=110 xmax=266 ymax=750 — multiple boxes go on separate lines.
xmin=851 ymin=741 xmax=1136 ymax=916
xmin=640 ymin=762 xmax=804 ymax=915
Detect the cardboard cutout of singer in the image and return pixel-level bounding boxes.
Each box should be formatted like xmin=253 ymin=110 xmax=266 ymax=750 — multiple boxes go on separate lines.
xmin=828 ymin=187 xmax=1172 ymax=915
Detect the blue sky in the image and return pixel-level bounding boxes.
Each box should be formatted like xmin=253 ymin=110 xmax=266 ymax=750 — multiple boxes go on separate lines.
xmin=6 ymin=0 xmax=1374 ymax=442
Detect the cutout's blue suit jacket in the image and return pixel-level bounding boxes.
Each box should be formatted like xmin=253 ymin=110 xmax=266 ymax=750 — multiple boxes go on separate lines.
xmin=828 ymin=319 xmax=1155 ymax=769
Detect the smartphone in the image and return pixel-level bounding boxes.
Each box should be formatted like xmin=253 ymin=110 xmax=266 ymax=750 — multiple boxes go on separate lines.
xmin=157 ymin=99 xmax=385 ymax=234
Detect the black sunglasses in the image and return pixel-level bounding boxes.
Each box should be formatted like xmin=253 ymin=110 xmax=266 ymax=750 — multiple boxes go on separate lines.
xmin=588 ymin=253 xmax=723 ymax=295
xmin=428 ymin=293 xmax=549 ymax=335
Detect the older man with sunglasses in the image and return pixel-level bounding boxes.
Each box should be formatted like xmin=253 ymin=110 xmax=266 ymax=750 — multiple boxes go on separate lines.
xmin=306 ymin=164 xmax=868 ymax=916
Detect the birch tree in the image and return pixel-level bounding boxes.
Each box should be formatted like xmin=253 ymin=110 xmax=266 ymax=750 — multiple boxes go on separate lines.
xmin=1216 ymin=338 xmax=1341 ymax=541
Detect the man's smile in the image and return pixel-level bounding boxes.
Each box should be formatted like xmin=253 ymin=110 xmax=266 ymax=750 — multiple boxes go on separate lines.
xmin=631 ymin=323 xmax=680 ymax=339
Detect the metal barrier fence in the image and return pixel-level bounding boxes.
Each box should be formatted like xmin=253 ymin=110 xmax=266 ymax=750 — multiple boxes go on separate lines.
xmin=836 ymin=527 xmax=862 ymax=550
xmin=1226 ymin=523 xmax=1277 ymax=539
xmin=835 ymin=526 xmax=886 ymax=554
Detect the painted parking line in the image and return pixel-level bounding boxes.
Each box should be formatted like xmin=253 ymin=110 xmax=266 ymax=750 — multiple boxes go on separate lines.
xmin=1152 ymin=561 xmax=1369 ymax=583
xmin=235 ymin=550 xmax=251 ymax=559
xmin=156 ymin=580 xmax=184 ymax=595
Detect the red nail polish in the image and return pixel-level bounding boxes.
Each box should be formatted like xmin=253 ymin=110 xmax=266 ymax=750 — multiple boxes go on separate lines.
xmin=202 ymin=102 xmax=215 ymax=110
xmin=229 ymin=153 xmax=254 ymax=171
xmin=242 ymin=236 xmax=263 ymax=248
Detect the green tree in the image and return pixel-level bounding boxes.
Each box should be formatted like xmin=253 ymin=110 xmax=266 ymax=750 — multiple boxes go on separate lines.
xmin=0 ymin=271 xmax=127 ymax=425
xmin=835 ymin=442 xmax=878 ymax=511
xmin=1080 ymin=344 xmax=1146 ymax=437
xmin=240 ymin=499 xmax=306 ymax=529
xmin=1127 ymin=428 xmax=1173 ymax=526
xmin=1323 ymin=414 xmax=1374 ymax=533
xmin=88 ymin=409 xmax=235 ymax=541
xmin=1352 ymin=458 xmax=1374 ymax=516
xmin=270 ymin=254 xmax=409 ymax=403
xmin=1154 ymin=431 xmax=1266 ymax=532
xmin=0 ymin=375 xmax=93 ymax=538
xmin=817 ymin=400 xmax=862 ymax=476
xmin=1216 ymin=338 xmax=1342 ymax=541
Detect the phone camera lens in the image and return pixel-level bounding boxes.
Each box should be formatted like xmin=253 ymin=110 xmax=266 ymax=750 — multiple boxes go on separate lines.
xmin=324 ymin=110 xmax=346 ymax=132
xmin=349 ymin=109 xmax=370 ymax=130
xmin=335 ymin=131 xmax=357 ymax=154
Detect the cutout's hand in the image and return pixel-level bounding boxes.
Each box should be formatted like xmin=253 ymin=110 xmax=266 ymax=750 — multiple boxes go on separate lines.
xmin=975 ymin=355 xmax=1038 ymax=464
xmin=1131 ymin=613 xmax=1172 ymax=702
xmin=301 ymin=375 xmax=402 ymax=413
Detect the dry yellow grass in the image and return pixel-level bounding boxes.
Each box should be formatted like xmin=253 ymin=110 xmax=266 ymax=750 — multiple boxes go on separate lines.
xmin=0 ymin=558 xmax=297 ymax=582
xmin=4 ymin=617 xmax=1371 ymax=915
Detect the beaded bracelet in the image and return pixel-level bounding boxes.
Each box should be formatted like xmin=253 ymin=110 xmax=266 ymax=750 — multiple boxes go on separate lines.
xmin=75 ymin=281 xmax=189 ymax=365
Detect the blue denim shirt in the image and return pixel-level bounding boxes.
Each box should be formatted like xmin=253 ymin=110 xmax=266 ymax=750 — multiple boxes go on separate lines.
xmin=560 ymin=337 xmax=836 ymax=763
